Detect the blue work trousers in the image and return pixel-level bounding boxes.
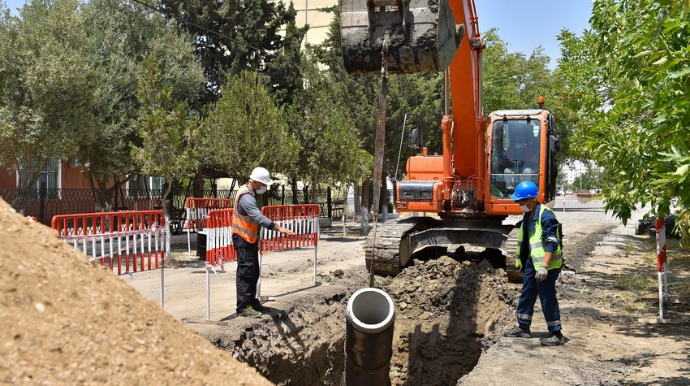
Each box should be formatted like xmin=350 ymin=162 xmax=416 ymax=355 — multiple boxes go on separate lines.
xmin=516 ymin=257 xmax=562 ymax=333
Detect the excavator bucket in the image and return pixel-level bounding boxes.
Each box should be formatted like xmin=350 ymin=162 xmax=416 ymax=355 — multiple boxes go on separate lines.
xmin=340 ymin=0 xmax=461 ymax=74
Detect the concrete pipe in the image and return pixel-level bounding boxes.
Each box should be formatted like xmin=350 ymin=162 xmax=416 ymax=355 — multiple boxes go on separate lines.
xmin=343 ymin=288 xmax=396 ymax=386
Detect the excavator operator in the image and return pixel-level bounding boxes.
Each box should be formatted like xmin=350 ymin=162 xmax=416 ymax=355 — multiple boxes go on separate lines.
xmin=502 ymin=127 xmax=538 ymax=189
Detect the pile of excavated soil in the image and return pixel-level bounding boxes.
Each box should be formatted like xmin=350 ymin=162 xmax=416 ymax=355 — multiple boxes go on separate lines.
xmin=0 ymin=199 xmax=271 ymax=386
xmin=380 ymin=257 xmax=513 ymax=385
xmin=194 ymin=254 xmax=513 ymax=386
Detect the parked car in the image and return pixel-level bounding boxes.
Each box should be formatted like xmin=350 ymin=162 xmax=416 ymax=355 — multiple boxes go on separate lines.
xmin=556 ymin=190 xmax=564 ymax=196
xmin=635 ymin=214 xmax=680 ymax=239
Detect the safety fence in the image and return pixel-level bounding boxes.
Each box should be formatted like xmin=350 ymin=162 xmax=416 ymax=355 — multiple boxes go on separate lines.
xmin=204 ymin=208 xmax=237 ymax=269
xmin=185 ymin=198 xmax=233 ymax=256
xmin=260 ymin=204 xmax=320 ymax=253
xmin=202 ymin=204 xmax=320 ymax=320
xmin=51 ymin=210 xmax=168 ymax=276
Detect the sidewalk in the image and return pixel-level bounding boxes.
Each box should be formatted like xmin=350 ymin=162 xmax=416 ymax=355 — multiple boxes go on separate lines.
xmin=125 ymin=224 xmax=367 ymax=323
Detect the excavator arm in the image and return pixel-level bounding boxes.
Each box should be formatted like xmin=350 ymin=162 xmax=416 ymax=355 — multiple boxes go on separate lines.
xmin=341 ymin=0 xmax=487 ymax=213
xmin=341 ymin=0 xmax=558 ymax=276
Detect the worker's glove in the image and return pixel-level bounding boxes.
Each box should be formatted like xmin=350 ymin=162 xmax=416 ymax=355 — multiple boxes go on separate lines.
xmin=536 ymin=266 xmax=549 ymax=282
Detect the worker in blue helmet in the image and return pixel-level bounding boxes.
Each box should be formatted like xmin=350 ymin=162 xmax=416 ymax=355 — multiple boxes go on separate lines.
xmin=504 ymin=181 xmax=566 ymax=346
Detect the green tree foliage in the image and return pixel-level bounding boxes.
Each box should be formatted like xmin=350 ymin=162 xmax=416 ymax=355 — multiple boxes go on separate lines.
xmin=0 ymin=0 xmax=92 ymax=209
xmin=0 ymin=0 xmax=204 ymax=210
xmin=157 ymin=0 xmax=306 ymax=105
xmin=285 ymin=58 xmax=372 ymax=201
xmin=557 ymin=0 xmax=690 ymax=234
xmin=203 ymin=71 xmax=299 ymax=182
xmin=133 ymin=55 xmax=200 ymax=214
xmin=78 ymin=0 xmax=205 ymax=206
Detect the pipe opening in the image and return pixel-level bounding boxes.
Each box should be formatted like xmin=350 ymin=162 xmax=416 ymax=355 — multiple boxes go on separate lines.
xmin=348 ymin=288 xmax=395 ymax=333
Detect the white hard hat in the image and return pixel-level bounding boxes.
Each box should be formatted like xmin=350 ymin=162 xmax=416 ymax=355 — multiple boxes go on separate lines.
xmin=249 ymin=167 xmax=274 ymax=186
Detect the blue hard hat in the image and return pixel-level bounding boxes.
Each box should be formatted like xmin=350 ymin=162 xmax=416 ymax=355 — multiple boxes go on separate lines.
xmin=510 ymin=181 xmax=540 ymax=201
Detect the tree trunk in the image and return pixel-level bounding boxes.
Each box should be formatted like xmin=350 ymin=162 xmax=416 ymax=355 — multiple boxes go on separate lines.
xmin=291 ymin=176 xmax=299 ymax=204
xmin=361 ymin=181 xmax=371 ymax=212
xmin=353 ymin=184 xmax=360 ymax=220
xmin=379 ymin=167 xmax=388 ymax=214
xmin=193 ymin=167 xmax=204 ymax=198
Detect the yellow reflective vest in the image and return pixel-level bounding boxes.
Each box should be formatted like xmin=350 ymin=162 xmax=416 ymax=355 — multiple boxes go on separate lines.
xmin=516 ymin=205 xmax=563 ymax=270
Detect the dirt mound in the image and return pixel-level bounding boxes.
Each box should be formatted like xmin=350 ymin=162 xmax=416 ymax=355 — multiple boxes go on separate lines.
xmin=0 ymin=199 xmax=271 ymax=386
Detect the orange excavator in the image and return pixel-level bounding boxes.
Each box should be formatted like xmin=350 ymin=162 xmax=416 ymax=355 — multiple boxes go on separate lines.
xmin=340 ymin=0 xmax=560 ymax=276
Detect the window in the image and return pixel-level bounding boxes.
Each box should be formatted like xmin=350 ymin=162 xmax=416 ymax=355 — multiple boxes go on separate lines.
xmin=490 ymin=120 xmax=541 ymax=198
xmin=127 ymin=175 xmax=165 ymax=197
xmin=16 ymin=158 xmax=61 ymax=197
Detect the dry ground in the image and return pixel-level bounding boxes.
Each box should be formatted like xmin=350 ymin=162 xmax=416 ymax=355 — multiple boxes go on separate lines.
xmin=0 ymin=199 xmax=271 ymax=386
xmin=2 ymin=196 xmax=689 ymax=385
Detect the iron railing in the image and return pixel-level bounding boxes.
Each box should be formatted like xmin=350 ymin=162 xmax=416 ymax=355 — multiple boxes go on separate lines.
xmin=0 ymin=185 xmax=348 ymax=230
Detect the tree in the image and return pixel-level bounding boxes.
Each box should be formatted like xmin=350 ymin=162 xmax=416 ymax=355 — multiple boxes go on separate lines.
xmin=157 ymin=0 xmax=306 ymax=104
xmin=556 ymin=0 xmax=690 ymax=237
xmin=285 ymin=58 xmax=372 ymax=202
xmin=0 ymin=0 xmax=205 ymax=211
xmin=0 ymin=0 xmax=93 ymax=211
xmin=76 ymin=0 xmax=205 ymax=208
xmin=132 ymin=55 xmax=200 ymax=216
xmin=202 ymin=71 xmax=299 ymax=183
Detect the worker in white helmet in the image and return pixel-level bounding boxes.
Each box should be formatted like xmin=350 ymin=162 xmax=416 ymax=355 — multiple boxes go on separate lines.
xmin=232 ymin=167 xmax=295 ymax=318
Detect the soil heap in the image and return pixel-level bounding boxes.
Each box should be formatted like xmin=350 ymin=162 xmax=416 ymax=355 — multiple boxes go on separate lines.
xmin=0 ymin=199 xmax=271 ymax=386
xmin=380 ymin=257 xmax=513 ymax=385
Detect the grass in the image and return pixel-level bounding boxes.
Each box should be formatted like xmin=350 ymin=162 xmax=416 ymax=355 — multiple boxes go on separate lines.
xmin=613 ymin=273 xmax=656 ymax=314
xmin=614 ymin=273 xmax=655 ymax=292
xmin=623 ymin=240 xmax=635 ymax=257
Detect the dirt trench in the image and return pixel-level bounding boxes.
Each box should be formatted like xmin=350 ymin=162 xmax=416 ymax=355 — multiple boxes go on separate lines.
xmin=193 ymin=220 xmax=616 ymax=386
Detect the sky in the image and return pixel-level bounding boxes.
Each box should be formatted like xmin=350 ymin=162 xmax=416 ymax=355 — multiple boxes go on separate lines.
xmin=474 ymin=0 xmax=593 ymax=67
xmin=3 ymin=0 xmax=593 ymax=67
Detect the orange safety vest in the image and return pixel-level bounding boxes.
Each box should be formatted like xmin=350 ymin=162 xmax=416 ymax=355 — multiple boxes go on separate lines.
xmin=232 ymin=184 xmax=259 ymax=243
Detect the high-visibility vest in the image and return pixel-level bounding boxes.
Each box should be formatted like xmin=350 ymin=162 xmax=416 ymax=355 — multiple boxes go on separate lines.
xmin=516 ymin=205 xmax=563 ymax=270
xmin=232 ymin=184 xmax=259 ymax=244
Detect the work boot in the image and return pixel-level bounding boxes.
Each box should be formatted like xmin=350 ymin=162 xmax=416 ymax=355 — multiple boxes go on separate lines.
xmin=503 ymin=325 xmax=532 ymax=338
xmin=540 ymin=333 xmax=565 ymax=346
xmin=238 ymin=306 xmax=262 ymax=318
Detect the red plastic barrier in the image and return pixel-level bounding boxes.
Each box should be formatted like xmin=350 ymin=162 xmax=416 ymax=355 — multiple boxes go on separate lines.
xmin=260 ymin=204 xmax=319 ymax=253
xmin=185 ymin=198 xmax=233 ymax=232
xmin=203 ymin=204 xmax=319 ymax=269
xmin=52 ymin=210 xmax=167 ymax=275
xmin=205 ymin=209 xmax=237 ymax=267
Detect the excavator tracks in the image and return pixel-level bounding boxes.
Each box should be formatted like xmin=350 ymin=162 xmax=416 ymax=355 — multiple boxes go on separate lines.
xmin=364 ymin=216 xmax=523 ymax=280
xmin=364 ymin=216 xmax=440 ymax=276
xmin=503 ymin=227 xmax=522 ymax=282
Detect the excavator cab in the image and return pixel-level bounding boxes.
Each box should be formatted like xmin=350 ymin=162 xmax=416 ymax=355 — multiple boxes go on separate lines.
xmin=339 ymin=0 xmax=462 ymax=74
xmin=486 ymin=109 xmax=560 ymax=209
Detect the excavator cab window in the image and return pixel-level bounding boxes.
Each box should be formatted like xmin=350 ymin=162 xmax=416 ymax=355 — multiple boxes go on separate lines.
xmin=490 ymin=119 xmax=541 ymax=197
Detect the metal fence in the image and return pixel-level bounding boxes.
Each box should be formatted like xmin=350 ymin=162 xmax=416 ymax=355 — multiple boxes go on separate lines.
xmin=0 ymin=185 xmax=348 ymax=231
